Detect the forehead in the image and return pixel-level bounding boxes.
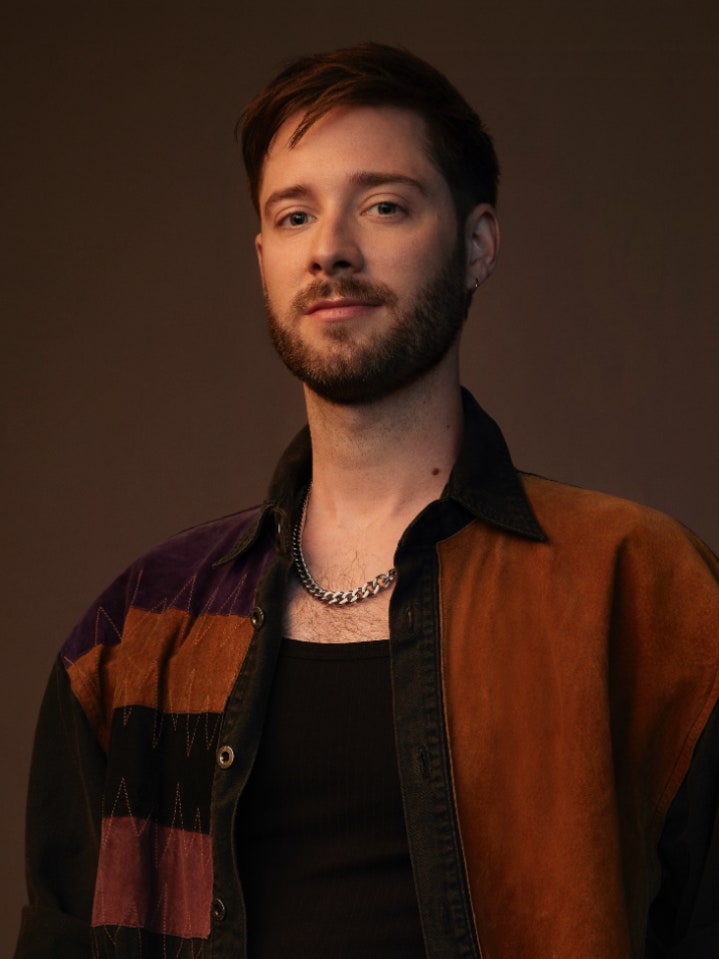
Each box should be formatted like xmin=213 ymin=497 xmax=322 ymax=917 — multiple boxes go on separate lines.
xmin=258 ymin=105 xmax=443 ymax=202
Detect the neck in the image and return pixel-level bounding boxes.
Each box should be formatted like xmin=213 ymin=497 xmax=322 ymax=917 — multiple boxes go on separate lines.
xmin=303 ymin=352 xmax=463 ymax=523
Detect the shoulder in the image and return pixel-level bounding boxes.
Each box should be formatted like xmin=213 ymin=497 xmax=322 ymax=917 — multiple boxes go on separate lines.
xmin=129 ymin=506 xmax=262 ymax=583
xmin=60 ymin=506 xmax=263 ymax=669
xmin=58 ymin=506 xmax=270 ymax=747
xmin=519 ymin=474 xmax=719 ymax=654
xmin=523 ymin=471 xmax=668 ymax=531
xmin=521 ymin=472 xmax=717 ymax=568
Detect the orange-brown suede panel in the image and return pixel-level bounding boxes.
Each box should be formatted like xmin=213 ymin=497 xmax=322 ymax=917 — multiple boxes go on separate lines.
xmin=67 ymin=607 xmax=254 ymax=750
xmin=439 ymin=475 xmax=719 ymax=959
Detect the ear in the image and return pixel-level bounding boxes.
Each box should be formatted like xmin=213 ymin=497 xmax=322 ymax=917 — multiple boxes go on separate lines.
xmin=254 ymin=233 xmax=265 ymax=286
xmin=464 ymin=203 xmax=500 ymax=292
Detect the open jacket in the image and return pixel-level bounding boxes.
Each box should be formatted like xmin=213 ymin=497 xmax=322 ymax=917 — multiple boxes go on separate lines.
xmin=15 ymin=391 xmax=719 ymax=958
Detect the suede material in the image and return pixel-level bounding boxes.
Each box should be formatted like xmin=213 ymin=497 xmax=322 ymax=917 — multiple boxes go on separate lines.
xmin=439 ymin=474 xmax=719 ymax=959
xmin=18 ymin=393 xmax=719 ymax=957
xmin=92 ymin=817 xmax=213 ymax=936
xmin=67 ymin=608 xmax=254 ymax=750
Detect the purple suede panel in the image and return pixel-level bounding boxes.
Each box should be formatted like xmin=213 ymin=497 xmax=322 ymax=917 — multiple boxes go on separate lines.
xmin=61 ymin=507 xmax=269 ymax=667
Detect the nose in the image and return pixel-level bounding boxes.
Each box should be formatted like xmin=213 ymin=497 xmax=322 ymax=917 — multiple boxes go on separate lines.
xmin=308 ymin=214 xmax=364 ymax=277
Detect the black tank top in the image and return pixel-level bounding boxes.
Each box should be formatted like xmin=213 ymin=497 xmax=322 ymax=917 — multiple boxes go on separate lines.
xmin=235 ymin=638 xmax=427 ymax=957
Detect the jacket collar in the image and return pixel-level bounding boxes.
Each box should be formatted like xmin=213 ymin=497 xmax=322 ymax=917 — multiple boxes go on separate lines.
xmin=447 ymin=388 xmax=545 ymax=541
xmin=216 ymin=387 xmax=545 ymax=567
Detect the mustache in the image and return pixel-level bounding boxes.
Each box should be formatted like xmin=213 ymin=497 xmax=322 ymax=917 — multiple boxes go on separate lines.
xmin=291 ymin=277 xmax=398 ymax=314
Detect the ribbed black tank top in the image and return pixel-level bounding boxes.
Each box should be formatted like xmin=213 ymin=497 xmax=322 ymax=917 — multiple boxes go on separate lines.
xmin=235 ymin=637 xmax=426 ymax=957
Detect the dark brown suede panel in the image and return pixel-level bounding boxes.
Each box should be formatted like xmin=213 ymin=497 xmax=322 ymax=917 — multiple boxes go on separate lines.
xmin=438 ymin=475 xmax=719 ymax=959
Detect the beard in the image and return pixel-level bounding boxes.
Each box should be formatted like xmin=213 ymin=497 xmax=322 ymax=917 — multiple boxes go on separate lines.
xmin=264 ymin=241 xmax=469 ymax=406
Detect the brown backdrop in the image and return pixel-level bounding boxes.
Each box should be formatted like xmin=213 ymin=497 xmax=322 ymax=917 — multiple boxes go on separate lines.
xmin=3 ymin=2 xmax=718 ymax=950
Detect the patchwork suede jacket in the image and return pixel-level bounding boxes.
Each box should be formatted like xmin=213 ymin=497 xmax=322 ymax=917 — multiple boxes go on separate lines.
xmin=15 ymin=391 xmax=719 ymax=959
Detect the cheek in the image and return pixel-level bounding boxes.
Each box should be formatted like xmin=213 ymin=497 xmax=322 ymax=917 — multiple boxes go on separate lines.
xmin=367 ymin=239 xmax=422 ymax=281
xmin=262 ymin=242 xmax=305 ymax=286
xmin=380 ymin=241 xmax=446 ymax=288
xmin=258 ymin=253 xmax=289 ymax=299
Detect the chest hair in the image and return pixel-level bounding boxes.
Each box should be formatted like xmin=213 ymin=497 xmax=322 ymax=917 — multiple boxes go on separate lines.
xmin=283 ymin=576 xmax=392 ymax=643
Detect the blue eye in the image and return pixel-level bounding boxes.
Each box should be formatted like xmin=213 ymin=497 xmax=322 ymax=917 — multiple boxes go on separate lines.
xmin=375 ymin=201 xmax=398 ymax=215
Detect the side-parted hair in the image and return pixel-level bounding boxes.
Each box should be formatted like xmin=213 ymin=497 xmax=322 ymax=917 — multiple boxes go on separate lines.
xmin=239 ymin=42 xmax=499 ymax=220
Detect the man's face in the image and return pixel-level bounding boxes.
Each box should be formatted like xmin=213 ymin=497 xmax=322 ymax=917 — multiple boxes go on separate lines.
xmin=255 ymin=105 xmax=474 ymax=405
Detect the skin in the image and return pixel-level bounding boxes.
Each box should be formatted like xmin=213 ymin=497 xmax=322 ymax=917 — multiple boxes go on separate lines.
xmin=262 ymin=238 xmax=469 ymax=407
xmin=256 ymin=106 xmax=488 ymax=400
xmin=254 ymin=105 xmax=499 ymax=641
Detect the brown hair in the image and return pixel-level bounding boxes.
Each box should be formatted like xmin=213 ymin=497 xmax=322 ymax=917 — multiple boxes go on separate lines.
xmin=239 ymin=42 xmax=499 ymax=220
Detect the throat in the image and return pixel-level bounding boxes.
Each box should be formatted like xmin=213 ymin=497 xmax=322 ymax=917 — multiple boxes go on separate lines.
xmin=292 ymin=483 xmax=397 ymax=607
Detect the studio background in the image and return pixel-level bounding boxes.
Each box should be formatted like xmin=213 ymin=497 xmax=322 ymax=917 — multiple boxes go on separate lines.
xmin=3 ymin=2 xmax=717 ymax=950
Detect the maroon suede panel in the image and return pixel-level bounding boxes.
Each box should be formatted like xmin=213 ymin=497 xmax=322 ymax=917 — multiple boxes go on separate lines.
xmin=91 ymin=817 xmax=212 ymax=939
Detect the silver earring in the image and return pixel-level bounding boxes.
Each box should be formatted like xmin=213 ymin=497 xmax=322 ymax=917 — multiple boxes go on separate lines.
xmin=473 ymin=277 xmax=479 ymax=291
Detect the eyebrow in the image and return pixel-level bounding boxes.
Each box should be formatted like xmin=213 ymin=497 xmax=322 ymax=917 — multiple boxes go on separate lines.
xmin=347 ymin=171 xmax=429 ymax=195
xmin=262 ymin=171 xmax=429 ymax=218
xmin=262 ymin=184 xmax=311 ymax=218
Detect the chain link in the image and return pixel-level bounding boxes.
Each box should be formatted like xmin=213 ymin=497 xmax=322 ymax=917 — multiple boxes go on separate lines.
xmin=291 ymin=484 xmax=397 ymax=605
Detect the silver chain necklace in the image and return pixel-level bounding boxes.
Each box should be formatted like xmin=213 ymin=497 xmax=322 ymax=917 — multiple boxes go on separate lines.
xmin=291 ymin=484 xmax=397 ymax=605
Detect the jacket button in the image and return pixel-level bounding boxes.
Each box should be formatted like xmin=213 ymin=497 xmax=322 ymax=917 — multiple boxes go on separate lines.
xmin=250 ymin=606 xmax=265 ymax=628
xmin=211 ymin=897 xmax=226 ymax=922
xmin=217 ymin=745 xmax=235 ymax=768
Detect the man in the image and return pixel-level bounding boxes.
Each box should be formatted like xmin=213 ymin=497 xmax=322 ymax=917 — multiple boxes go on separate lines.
xmin=14 ymin=43 xmax=719 ymax=959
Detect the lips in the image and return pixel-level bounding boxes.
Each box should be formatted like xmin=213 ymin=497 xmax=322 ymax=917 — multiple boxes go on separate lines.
xmin=304 ymin=297 xmax=382 ymax=315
